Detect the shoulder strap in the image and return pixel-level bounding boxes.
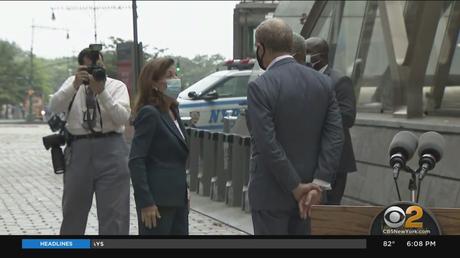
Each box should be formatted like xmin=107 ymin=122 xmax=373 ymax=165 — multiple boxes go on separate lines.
xmin=65 ymin=92 xmax=77 ymax=122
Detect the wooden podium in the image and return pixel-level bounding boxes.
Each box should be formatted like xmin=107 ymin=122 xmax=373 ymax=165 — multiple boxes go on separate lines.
xmin=310 ymin=205 xmax=460 ymax=235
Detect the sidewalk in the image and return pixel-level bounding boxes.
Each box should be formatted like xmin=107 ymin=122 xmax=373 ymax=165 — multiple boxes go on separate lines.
xmin=0 ymin=124 xmax=248 ymax=235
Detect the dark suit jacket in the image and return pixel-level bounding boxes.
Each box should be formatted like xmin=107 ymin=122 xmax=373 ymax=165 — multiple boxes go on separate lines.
xmin=129 ymin=105 xmax=189 ymax=209
xmin=246 ymin=57 xmax=344 ymax=211
xmin=324 ymin=67 xmax=357 ymax=173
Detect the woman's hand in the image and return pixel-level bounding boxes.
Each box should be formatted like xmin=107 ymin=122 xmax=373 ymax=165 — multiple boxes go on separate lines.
xmin=141 ymin=205 xmax=161 ymax=229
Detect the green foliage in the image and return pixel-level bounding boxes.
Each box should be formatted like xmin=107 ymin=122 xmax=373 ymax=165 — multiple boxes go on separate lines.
xmin=170 ymin=54 xmax=226 ymax=88
xmin=0 ymin=40 xmax=31 ymax=105
xmin=0 ymin=37 xmax=227 ymax=106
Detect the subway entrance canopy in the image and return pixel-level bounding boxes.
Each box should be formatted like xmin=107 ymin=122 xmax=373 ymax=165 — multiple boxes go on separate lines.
xmin=273 ymin=1 xmax=460 ymax=118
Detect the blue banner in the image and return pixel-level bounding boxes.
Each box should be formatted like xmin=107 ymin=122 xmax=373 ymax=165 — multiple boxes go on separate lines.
xmin=22 ymin=239 xmax=91 ymax=249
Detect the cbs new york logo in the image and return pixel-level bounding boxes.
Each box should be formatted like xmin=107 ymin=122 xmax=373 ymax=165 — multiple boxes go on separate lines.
xmin=370 ymin=202 xmax=441 ymax=235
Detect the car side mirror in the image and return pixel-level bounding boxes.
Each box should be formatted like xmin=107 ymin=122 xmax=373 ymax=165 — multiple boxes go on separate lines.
xmin=188 ymin=91 xmax=198 ymax=99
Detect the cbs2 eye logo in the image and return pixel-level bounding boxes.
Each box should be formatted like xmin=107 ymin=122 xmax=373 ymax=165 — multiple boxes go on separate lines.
xmin=384 ymin=205 xmax=423 ymax=229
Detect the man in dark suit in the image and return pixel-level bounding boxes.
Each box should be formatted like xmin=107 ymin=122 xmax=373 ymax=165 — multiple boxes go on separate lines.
xmin=305 ymin=37 xmax=357 ymax=205
xmin=247 ymin=18 xmax=344 ymax=235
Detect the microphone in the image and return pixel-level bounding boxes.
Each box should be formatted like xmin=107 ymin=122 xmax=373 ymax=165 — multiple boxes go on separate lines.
xmin=418 ymin=131 xmax=445 ymax=180
xmin=388 ymin=131 xmax=418 ymax=179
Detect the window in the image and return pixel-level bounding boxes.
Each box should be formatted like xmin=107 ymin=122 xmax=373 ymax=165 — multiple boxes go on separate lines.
xmin=214 ymin=76 xmax=250 ymax=98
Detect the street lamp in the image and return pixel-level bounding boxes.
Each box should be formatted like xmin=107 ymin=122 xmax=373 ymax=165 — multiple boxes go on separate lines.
xmin=50 ymin=3 xmax=131 ymax=43
xmin=26 ymin=89 xmax=35 ymax=123
xmin=28 ymin=22 xmax=70 ymax=122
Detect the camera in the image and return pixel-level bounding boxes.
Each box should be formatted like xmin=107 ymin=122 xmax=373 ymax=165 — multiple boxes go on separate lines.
xmin=43 ymin=134 xmax=66 ymax=174
xmin=43 ymin=113 xmax=69 ymax=174
xmin=47 ymin=113 xmax=66 ymax=132
xmin=82 ymin=44 xmax=106 ymax=84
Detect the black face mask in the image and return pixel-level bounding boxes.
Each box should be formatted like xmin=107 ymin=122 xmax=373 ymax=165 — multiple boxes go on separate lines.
xmin=256 ymin=43 xmax=266 ymax=70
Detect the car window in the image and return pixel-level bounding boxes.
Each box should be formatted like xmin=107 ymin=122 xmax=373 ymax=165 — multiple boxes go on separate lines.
xmin=180 ymin=74 xmax=225 ymax=98
xmin=213 ymin=76 xmax=250 ymax=98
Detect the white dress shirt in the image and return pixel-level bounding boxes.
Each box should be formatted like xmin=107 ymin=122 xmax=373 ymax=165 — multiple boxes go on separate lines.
xmin=266 ymin=55 xmax=294 ymax=70
xmin=49 ymin=75 xmax=131 ymax=135
xmin=319 ymin=64 xmax=328 ymax=74
xmin=174 ymin=119 xmax=185 ymax=139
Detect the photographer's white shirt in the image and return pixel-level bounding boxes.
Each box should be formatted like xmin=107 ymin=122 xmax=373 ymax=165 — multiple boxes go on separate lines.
xmin=49 ymin=75 xmax=131 ymax=135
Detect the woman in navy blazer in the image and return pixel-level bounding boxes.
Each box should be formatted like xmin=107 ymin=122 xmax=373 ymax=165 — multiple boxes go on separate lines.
xmin=129 ymin=57 xmax=189 ymax=235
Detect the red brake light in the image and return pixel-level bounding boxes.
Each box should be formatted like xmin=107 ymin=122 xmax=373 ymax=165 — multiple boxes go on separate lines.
xmin=240 ymin=58 xmax=250 ymax=64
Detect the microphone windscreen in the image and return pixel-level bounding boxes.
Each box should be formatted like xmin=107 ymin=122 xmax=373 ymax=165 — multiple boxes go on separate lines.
xmin=389 ymin=131 xmax=418 ymax=160
xmin=418 ymin=131 xmax=445 ymax=162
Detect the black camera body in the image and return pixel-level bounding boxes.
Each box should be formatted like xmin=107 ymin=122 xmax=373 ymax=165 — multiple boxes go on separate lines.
xmin=83 ymin=44 xmax=106 ymax=84
xmin=47 ymin=114 xmax=66 ymax=132
xmin=43 ymin=112 xmax=70 ymax=174
xmin=43 ymin=134 xmax=66 ymax=150
xmin=43 ymin=133 xmax=66 ymax=174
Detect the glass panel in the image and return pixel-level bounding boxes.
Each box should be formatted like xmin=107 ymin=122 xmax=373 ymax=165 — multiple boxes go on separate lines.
xmin=358 ymin=9 xmax=389 ymax=109
xmin=214 ymin=76 xmax=249 ymax=98
xmin=274 ymin=0 xmax=331 ymax=34
xmin=342 ymin=0 xmax=366 ymax=16
xmin=332 ymin=1 xmax=366 ymax=76
xmin=234 ymin=76 xmax=251 ymax=97
xmin=449 ymin=31 xmax=460 ymax=76
xmin=425 ymin=5 xmax=451 ymax=78
xmin=274 ymin=1 xmax=314 ymax=17
xmin=441 ymin=30 xmax=460 ymax=109
xmin=310 ymin=17 xmax=332 ymax=39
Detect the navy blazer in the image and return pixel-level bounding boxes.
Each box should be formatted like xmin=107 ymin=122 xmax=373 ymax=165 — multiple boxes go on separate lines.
xmin=324 ymin=66 xmax=357 ymax=173
xmin=246 ymin=57 xmax=344 ymax=211
xmin=129 ymin=105 xmax=189 ymax=209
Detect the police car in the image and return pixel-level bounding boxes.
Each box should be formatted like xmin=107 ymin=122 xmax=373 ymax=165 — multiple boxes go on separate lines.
xmin=178 ymin=59 xmax=263 ymax=130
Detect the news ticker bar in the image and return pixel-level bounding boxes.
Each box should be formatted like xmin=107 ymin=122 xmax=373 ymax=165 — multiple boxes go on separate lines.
xmin=22 ymin=239 xmax=366 ymax=249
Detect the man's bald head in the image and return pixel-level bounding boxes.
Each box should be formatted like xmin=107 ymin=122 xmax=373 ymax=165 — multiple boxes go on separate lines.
xmin=255 ymin=18 xmax=293 ymax=53
xmin=292 ymin=32 xmax=306 ymax=63
xmin=305 ymin=37 xmax=329 ymax=69
xmin=305 ymin=37 xmax=329 ymax=58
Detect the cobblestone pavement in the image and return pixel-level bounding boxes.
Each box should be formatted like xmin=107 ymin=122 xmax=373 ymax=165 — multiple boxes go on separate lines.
xmin=0 ymin=124 xmax=247 ymax=235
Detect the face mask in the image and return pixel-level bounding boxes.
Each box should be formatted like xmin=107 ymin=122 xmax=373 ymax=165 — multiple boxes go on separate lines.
xmin=305 ymin=53 xmax=322 ymax=70
xmin=256 ymin=43 xmax=266 ymax=70
xmin=164 ymin=78 xmax=182 ymax=99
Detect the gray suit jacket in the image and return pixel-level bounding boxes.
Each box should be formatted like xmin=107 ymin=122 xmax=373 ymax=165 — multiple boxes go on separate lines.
xmin=247 ymin=57 xmax=344 ymax=211
xmin=324 ymin=67 xmax=357 ymax=173
xmin=129 ymin=105 xmax=189 ymax=209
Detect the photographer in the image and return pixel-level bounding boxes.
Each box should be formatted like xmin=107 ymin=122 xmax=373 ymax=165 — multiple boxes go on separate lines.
xmin=49 ymin=46 xmax=131 ymax=235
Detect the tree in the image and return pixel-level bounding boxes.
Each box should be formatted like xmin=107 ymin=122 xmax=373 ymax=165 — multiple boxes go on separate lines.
xmin=0 ymin=40 xmax=31 ymax=105
xmin=0 ymin=37 xmax=228 ymax=108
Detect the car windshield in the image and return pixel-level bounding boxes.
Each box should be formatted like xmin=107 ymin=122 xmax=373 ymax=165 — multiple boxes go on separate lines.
xmin=179 ymin=73 xmax=226 ymax=100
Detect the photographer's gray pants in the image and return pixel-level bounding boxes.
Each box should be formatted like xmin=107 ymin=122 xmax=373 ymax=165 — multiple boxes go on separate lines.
xmin=60 ymin=134 xmax=130 ymax=235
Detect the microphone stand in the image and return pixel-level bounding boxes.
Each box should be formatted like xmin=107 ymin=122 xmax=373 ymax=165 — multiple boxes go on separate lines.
xmin=394 ymin=166 xmax=420 ymax=204
xmin=405 ymin=166 xmax=418 ymax=203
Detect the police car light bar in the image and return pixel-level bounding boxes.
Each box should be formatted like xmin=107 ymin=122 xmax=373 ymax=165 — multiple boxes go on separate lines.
xmin=223 ymin=58 xmax=255 ymax=70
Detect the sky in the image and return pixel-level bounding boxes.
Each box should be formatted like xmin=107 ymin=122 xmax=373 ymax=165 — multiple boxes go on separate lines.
xmin=0 ymin=1 xmax=239 ymax=60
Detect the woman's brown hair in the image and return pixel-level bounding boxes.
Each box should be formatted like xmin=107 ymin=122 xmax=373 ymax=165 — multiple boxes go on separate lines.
xmin=132 ymin=57 xmax=178 ymax=115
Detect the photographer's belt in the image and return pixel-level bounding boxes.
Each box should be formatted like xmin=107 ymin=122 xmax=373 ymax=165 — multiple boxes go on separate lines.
xmin=69 ymin=131 xmax=120 ymax=141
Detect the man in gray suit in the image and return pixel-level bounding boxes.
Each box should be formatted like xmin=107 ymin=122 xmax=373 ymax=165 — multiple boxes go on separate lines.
xmin=247 ymin=18 xmax=344 ymax=235
xmin=305 ymin=37 xmax=357 ymax=205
